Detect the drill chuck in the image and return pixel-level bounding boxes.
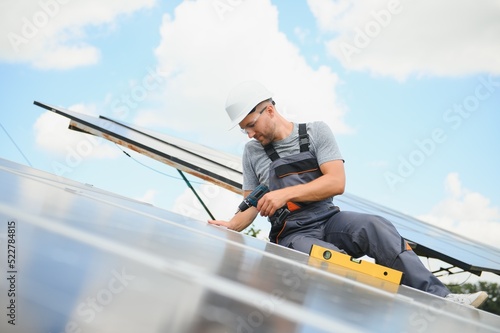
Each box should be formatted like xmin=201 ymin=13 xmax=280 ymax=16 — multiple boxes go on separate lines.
xmin=235 ymin=184 xmax=293 ymax=227
xmin=236 ymin=184 xmax=269 ymax=213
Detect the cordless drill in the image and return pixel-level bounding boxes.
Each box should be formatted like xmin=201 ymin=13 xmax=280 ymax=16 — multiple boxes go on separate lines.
xmin=236 ymin=184 xmax=291 ymax=226
xmin=236 ymin=184 xmax=270 ymax=213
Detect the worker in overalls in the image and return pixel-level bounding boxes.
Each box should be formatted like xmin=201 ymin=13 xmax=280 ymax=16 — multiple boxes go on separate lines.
xmin=209 ymin=80 xmax=487 ymax=308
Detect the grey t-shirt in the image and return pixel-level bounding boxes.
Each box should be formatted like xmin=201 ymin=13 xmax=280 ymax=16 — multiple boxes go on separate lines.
xmin=242 ymin=121 xmax=343 ymax=191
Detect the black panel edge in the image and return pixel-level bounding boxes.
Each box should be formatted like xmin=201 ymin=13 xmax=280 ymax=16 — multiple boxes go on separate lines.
xmin=33 ymin=101 xmax=242 ymax=191
xmin=409 ymin=240 xmax=496 ymax=276
xmin=99 ymin=115 xmax=242 ymax=176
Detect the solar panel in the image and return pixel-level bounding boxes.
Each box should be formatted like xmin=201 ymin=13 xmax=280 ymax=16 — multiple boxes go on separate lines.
xmin=1 ymin=157 xmax=500 ymax=332
xmin=33 ymin=101 xmax=500 ymax=278
xmin=33 ymin=101 xmax=243 ymax=193
xmin=336 ymin=194 xmax=500 ymax=275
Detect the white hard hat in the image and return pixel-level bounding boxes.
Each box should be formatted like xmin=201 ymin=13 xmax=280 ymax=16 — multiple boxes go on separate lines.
xmin=225 ymin=80 xmax=273 ymax=129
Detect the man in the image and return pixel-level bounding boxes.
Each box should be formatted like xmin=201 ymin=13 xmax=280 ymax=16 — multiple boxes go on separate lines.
xmin=209 ymin=80 xmax=487 ymax=308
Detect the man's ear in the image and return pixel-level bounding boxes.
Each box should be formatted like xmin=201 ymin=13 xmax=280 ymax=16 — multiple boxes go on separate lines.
xmin=266 ymin=104 xmax=275 ymax=118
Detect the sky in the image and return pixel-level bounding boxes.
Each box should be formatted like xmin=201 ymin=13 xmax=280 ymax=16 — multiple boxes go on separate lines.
xmin=1 ymin=0 xmax=499 ymax=285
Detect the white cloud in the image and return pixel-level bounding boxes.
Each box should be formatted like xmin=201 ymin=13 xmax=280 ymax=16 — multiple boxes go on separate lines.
xmin=143 ymin=0 xmax=351 ymax=152
xmin=135 ymin=189 xmax=158 ymax=205
xmin=0 ymin=0 xmax=155 ymax=69
xmin=33 ymin=103 xmax=120 ymax=159
xmin=418 ymin=173 xmax=500 ymax=250
xmin=33 ymin=44 xmax=100 ymax=70
xmin=307 ymin=0 xmax=500 ymax=80
xmin=172 ymin=182 xmax=242 ymax=222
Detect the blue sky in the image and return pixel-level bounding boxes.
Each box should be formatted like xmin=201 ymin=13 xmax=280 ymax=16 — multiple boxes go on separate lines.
xmin=1 ymin=0 xmax=499 ymax=283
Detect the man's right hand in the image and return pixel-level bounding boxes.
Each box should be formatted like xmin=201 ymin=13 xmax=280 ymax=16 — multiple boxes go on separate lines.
xmin=207 ymin=219 xmax=231 ymax=229
xmin=207 ymin=207 xmax=259 ymax=232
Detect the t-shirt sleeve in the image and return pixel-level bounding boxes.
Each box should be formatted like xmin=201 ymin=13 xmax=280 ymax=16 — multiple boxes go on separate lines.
xmin=242 ymin=142 xmax=260 ymax=191
xmin=309 ymin=121 xmax=344 ymax=166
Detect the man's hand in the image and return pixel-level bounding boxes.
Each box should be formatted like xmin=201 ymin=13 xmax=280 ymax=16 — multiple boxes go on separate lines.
xmin=253 ymin=160 xmax=344 ymax=217
xmin=207 ymin=206 xmax=259 ymax=232
xmin=256 ymin=188 xmax=289 ymax=217
xmin=208 ymin=219 xmax=231 ymax=228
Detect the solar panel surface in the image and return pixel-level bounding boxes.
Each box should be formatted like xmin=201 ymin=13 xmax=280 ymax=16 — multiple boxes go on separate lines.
xmin=1 ymin=157 xmax=500 ymax=332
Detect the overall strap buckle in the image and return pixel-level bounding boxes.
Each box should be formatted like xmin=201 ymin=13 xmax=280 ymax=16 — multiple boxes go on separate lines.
xmin=298 ymin=123 xmax=310 ymax=152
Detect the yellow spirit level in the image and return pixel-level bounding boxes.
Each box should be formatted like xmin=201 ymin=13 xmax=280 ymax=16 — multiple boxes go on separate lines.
xmin=309 ymin=244 xmax=403 ymax=285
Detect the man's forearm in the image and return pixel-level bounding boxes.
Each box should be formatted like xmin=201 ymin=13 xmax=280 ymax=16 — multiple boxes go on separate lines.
xmin=285 ymin=159 xmax=346 ymax=202
xmin=229 ymin=207 xmax=259 ymax=232
xmin=286 ymin=173 xmax=345 ymax=203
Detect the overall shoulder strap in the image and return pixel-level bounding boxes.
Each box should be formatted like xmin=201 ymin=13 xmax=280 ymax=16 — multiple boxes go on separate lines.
xmin=264 ymin=143 xmax=280 ymax=161
xmin=298 ymin=123 xmax=310 ymax=152
xmin=264 ymin=123 xmax=309 ymax=161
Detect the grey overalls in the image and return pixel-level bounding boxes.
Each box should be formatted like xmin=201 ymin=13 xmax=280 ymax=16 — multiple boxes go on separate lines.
xmin=265 ymin=124 xmax=450 ymax=296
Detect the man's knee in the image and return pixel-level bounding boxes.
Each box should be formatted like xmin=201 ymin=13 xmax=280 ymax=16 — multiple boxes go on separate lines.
xmin=361 ymin=214 xmax=390 ymax=226
xmin=288 ymin=236 xmax=344 ymax=255
xmin=357 ymin=214 xmax=398 ymax=237
xmin=286 ymin=235 xmax=314 ymax=253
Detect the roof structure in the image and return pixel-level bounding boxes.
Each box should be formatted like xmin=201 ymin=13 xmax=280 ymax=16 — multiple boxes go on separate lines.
xmin=1 ymin=156 xmax=500 ymax=332
xmin=33 ymin=101 xmax=500 ymax=277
